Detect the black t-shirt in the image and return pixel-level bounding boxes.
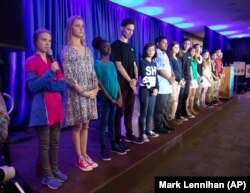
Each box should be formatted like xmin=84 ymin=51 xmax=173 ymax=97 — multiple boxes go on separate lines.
xmin=181 ymin=52 xmax=191 ymax=81
xmin=110 ymin=39 xmax=135 ymax=88
xmin=139 ymin=59 xmax=159 ymax=92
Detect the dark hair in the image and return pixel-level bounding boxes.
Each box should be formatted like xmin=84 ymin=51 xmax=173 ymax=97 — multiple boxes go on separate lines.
xmin=183 ymin=37 xmax=191 ymax=43
xmin=202 ymin=49 xmax=209 ymax=55
xmin=142 ymin=43 xmax=156 ymax=59
xmin=168 ymin=41 xmax=179 ymax=55
xmin=193 ymin=43 xmax=200 ymax=49
xmin=214 ymin=48 xmax=221 ymax=52
xmin=211 ymin=50 xmax=217 ymax=55
xmin=188 ymin=47 xmax=195 ymax=53
xmin=92 ymin=36 xmax=108 ymax=50
xmin=33 ymin=28 xmax=51 ymax=48
xmin=155 ymin=36 xmax=167 ymax=45
xmin=121 ymin=18 xmax=135 ymax=27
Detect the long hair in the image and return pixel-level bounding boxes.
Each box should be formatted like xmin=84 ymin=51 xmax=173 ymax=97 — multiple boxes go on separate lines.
xmin=188 ymin=47 xmax=196 ymax=59
xmin=168 ymin=41 xmax=180 ymax=57
xmin=202 ymin=50 xmax=211 ymax=69
xmin=64 ymin=15 xmax=85 ymax=46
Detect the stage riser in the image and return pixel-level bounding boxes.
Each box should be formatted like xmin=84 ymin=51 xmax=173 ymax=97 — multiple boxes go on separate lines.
xmin=94 ymin=97 xmax=237 ymax=193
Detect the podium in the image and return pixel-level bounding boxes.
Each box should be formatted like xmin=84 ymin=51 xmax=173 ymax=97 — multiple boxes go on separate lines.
xmin=219 ymin=66 xmax=235 ymax=99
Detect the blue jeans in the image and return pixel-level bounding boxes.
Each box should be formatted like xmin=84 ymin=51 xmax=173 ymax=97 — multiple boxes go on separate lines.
xmin=99 ymin=96 xmax=116 ymax=151
xmin=138 ymin=87 xmax=156 ymax=137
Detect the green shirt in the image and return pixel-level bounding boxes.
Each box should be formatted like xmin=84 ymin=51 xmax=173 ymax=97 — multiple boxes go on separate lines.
xmin=191 ymin=59 xmax=198 ymax=80
xmin=94 ymin=60 xmax=118 ymax=100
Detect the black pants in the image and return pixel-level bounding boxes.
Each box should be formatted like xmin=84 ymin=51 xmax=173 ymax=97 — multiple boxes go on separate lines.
xmin=177 ymin=80 xmax=190 ymax=117
xmin=115 ymin=87 xmax=135 ymax=142
xmin=154 ymin=93 xmax=170 ymax=129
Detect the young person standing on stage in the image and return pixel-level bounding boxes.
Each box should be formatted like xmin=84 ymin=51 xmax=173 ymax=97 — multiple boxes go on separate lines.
xmin=187 ymin=47 xmax=199 ymax=116
xmin=138 ymin=43 xmax=159 ymax=143
xmin=177 ymin=38 xmax=194 ymax=120
xmin=153 ymin=36 xmax=175 ymax=133
xmin=214 ymin=48 xmax=225 ymax=104
xmin=167 ymin=41 xmax=185 ymax=126
xmin=110 ymin=18 xmax=143 ymax=146
xmin=92 ymin=37 xmax=126 ymax=161
xmin=61 ymin=16 xmax=99 ymax=172
xmin=200 ymin=50 xmax=212 ymax=108
xmin=193 ymin=43 xmax=203 ymax=111
xmin=206 ymin=51 xmax=219 ymax=106
xmin=25 ymin=29 xmax=67 ymax=189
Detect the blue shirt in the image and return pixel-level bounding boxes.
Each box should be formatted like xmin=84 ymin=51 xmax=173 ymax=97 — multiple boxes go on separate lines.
xmin=153 ymin=49 xmax=172 ymax=94
xmin=94 ymin=60 xmax=119 ymax=100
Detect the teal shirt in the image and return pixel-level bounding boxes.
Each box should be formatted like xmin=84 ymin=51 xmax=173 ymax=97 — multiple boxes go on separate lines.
xmin=94 ymin=60 xmax=118 ymax=100
xmin=191 ymin=59 xmax=198 ymax=80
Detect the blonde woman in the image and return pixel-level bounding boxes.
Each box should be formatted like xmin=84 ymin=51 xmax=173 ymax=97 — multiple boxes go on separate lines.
xmin=61 ymin=16 xmax=99 ymax=171
xmin=200 ymin=50 xmax=212 ymax=108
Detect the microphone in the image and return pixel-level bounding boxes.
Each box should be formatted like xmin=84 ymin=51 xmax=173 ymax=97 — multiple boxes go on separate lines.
xmin=47 ymin=48 xmax=54 ymax=62
xmin=47 ymin=48 xmax=58 ymax=74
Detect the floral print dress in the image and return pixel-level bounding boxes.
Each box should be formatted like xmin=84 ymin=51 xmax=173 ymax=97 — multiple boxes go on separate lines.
xmin=61 ymin=46 xmax=98 ymax=126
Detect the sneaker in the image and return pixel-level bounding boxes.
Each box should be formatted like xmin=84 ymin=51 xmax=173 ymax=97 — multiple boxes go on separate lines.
xmin=111 ymin=145 xmax=127 ymax=155
xmin=206 ymin=103 xmax=214 ymax=108
xmin=100 ymin=151 xmax=111 ymax=161
xmin=206 ymin=105 xmax=214 ymax=109
xmin=53 ymin=171 xmax=68 ymax=182
xmin=118 ymin=139 xmax=131 ymax=151
xmin=83 ymin=154 xmax=98 ymax=168
xmin=146 ymin=131 xmax=159 ymax=138
xmin=75 ymin=156 xmax=93 ymax=171
xmin=125 ymin=135 xmax=144 ymax=144
xmin=178 ymin=116 xmax=188 ymax=121
xmin=119 ymin=143 xmax=131 ymax=152
xmin=142 ymin=134 xmax=150 ymax=142
xmin=42 ymin=176 xmax=62 ymax=189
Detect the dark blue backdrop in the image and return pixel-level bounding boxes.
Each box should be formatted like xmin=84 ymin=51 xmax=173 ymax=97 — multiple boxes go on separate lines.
xmin=2 ymin=0 xmax=184 ymax=132
xmin=203 ymin=26 xmax=231 ymax=52
xmin=231 ymin=37 xmax=250 ymax=62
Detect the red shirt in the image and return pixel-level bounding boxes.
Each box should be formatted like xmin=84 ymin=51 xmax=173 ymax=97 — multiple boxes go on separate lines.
xmin=215 ymin=58 xmax=224 ymax=75
xmin=26 ymin=53 xmax=64 ymax=126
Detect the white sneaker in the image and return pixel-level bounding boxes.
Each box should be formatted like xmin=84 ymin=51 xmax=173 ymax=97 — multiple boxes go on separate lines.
xmin=179 ymin=116 xmax=188 ymax=121
xmin=143 ymin=134 xmax=150 ymax=142
xmin=147 ymin=131 xmax=159 ymax=138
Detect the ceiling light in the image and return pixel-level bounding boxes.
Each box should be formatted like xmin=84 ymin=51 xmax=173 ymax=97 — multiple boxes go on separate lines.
xmin=136 ymin=6 xmax=164 ymax=16
xmin=110 ymin=0 xmax=146 ymax=7
xmin=175 ymin=23 xmax=194 ymax=29
xmin=161 ymin=17 xmax=184 ymax=24
xmin=220 ymin=31 xmax=237 ymax=35
xmin=209 ymin=25 xmax=228 ymax=30
xmin=229 ymin=34 xmax=250 ymax=38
